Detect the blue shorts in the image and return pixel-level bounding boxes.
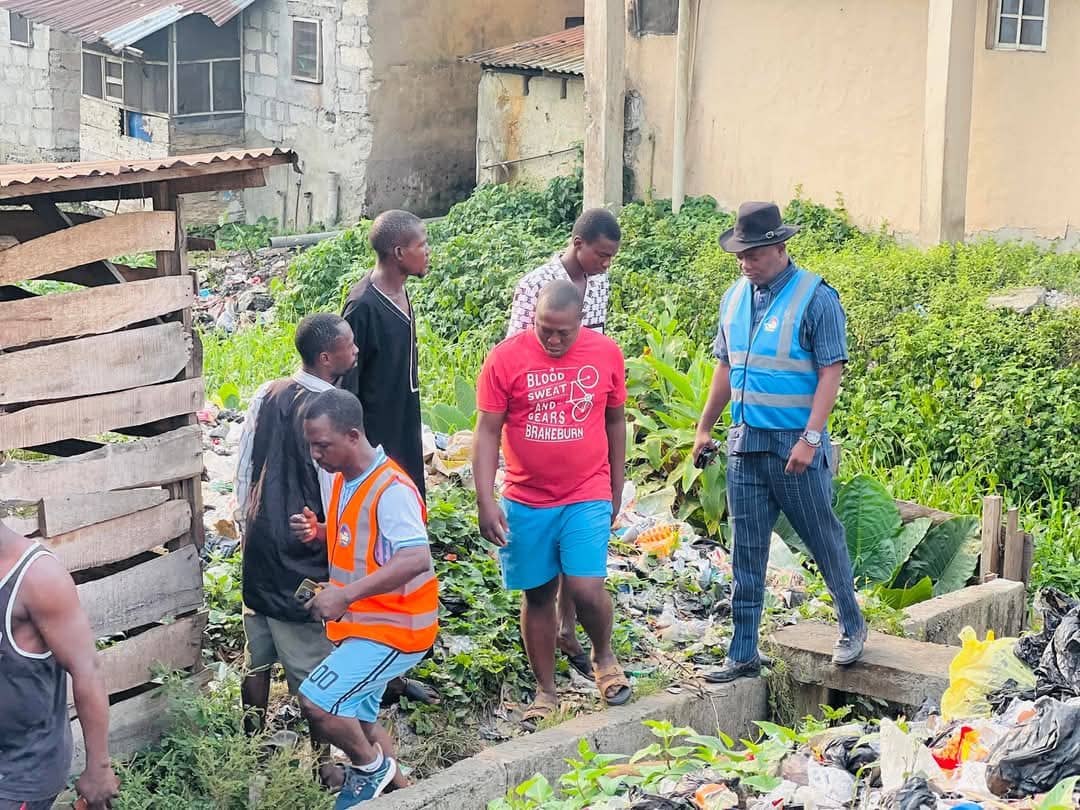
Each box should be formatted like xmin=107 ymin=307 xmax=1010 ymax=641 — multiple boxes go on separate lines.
xmin=499 ymin=498 xmax=611 ymax=591
xmin=298 ymin=638 xmax=427 ymax=722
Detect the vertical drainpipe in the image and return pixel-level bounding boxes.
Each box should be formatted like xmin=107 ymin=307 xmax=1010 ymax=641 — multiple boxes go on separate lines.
xmin=326 ymin=171 xmax=340 ymax=227
xmin=672 ymin=0 xmax=693 ymax=214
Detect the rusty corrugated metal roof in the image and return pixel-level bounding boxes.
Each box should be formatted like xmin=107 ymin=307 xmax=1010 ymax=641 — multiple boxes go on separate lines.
xmin=0 ymin=148 xmax=296 ymax=198
xmin=0 ymin=0 xmax=256 ymax=51
xmin=463 ymin=26 xmax=584 ymax=76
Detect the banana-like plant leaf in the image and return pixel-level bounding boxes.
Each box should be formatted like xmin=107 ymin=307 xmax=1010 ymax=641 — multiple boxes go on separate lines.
xmin=453 ymin=375 xmax=476 ymax=417
xmin=894 ymin=516 xmax=981 ymax=595
xmin=699 ymin=460 xmax=726 ymax=524
xmin=773 ymin=513 xmax=811 ymax=557
xmin=889 ymin=517 xmax=933 ymax=583
xmin=645 ymin=355 xmax=697 ymax=403
xmin=681 ymin=455 xmax=704 ymax=491
xmin=835 ymin=475 xmax=901 ymax=584
xmin=879 ymin=575 xmax=933 ymax=609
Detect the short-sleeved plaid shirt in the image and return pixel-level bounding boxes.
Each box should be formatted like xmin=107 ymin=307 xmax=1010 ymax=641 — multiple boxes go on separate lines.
xmin=506 ymin=255 xmax=609 ymax=337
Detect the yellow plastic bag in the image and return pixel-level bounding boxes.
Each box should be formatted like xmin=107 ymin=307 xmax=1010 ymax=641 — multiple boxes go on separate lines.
xmin=940 ymin=627 xmax=1036 ymax=722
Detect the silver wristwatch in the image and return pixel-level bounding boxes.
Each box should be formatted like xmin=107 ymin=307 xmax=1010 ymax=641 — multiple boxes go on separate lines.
xmin=801 ymin=430 xmax=823 ymax=447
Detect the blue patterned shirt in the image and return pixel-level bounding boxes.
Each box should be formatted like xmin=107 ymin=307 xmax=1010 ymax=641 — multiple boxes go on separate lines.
xmin=712 ymin=261 xmax=847 ymax=463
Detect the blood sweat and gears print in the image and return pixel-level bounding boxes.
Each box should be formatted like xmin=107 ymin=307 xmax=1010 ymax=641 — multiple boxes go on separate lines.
xmin=477 ymin=328 xmax=626 ymax=507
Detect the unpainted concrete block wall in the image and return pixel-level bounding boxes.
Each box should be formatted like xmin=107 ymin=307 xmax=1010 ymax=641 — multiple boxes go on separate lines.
xmin=79 ymin=97 xmax=170 ymax=162
xmin=242 ymin=0 xmax=376 ymax=228
xmin=0 ymin=20 xmax=80 ymax=163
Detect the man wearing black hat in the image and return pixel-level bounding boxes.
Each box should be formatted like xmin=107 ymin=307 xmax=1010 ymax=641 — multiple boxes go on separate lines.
xmin=692 ymin=201 xmax=866 ymax=682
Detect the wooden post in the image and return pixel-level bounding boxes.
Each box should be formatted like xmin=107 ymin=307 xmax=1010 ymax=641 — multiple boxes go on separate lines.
xmin=152 ymin=183 xmax=205 ymax=549
xmin=979 ymin=495 xmax=1003 ymax=582
xmin=1020 ymin=532 xmax=1034 ymax=589
xmin=1002 ymin=507 xmax=1024 ymax=582
xmin=830 ymin=440 xmax=842 ymax=478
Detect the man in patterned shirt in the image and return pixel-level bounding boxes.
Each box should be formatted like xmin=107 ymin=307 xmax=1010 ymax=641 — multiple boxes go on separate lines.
xmin=505 ymin=208 xmax=621 ymax=682
xmin=507 ymin=208 xmax=620 ymax=337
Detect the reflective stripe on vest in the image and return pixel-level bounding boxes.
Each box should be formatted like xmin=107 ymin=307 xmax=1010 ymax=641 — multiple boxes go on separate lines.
xmin=325 ymin=459 xmax=438 ymax=653
xmin=721 ymin=267 xmax=822 ymax=430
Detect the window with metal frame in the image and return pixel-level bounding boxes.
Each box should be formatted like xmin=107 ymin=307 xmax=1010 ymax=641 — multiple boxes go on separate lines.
xmin=80 ymin=37 xmax=170 ymax=116
xmin=174 ymin=14 xmax=243 ymax=115
xmin=994 ymin=0 xmax=1047 ymax=50
xmin=9 ymin=11 xmax=32 ymax=46
xmin=291 ymin=18 xmax=322 ymax=83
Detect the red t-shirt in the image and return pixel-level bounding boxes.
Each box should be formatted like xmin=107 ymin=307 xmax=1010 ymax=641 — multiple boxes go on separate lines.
xmin=477 ymin=328 xmax=627 ymax=507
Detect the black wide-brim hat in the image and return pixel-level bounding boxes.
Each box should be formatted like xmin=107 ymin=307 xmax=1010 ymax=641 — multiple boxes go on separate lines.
xmin=719 ymin=201 xmax=801 ymax=253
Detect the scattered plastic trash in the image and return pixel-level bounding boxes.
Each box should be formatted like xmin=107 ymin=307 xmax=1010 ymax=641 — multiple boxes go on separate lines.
xmin=941 ymin=627 xmax=1036 ymax=721
xmin=692 ymin=783 xmax=738 ymax=809
xmin=880 ymin=719 xmax=944 ymax=793
xmin=807 ymin=758 xmax=856 ymax=807
xmin=986 ymin=697 xmax=1080 ymax=798
xmin=890 ymin=775 xmax=937 ymax=810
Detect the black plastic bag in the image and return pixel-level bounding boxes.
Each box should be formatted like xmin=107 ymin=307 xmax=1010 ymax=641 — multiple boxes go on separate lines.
xmin=1015 ymin=588 xmax=1078 ymax=670
xmin=889 ymin=776 xmax=936 ymax=810
xmin=820 ymin=735 xmax=880 ymax=777
xmin=1038 ymin=608 xmax=1080 ymax=698
xmin=987 ymin=697 xmax=1080 ymax=797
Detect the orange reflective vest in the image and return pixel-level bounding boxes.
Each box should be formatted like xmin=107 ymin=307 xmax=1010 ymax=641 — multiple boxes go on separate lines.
xmin=325 ymin=458 xmax=438 ymax=653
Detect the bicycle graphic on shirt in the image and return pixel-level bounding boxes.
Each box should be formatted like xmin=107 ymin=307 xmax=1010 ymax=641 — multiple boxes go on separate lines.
xmin=568 ymin=365 xmax=599 ymax=422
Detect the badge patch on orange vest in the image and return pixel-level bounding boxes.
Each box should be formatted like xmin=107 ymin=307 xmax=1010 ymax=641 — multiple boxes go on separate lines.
xmin=763 ymin=316 xmax=779 ymax=333
xmin=339 ymin=525 xmax=352 ymax=547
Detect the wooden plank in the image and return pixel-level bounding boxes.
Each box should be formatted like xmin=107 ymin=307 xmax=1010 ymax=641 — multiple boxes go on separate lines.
xmin=979 ymin=495 xmax=1003 ymax=582
xmin=770 ymin=622 xmax=955 ymax=709
xmin=69 ymin=670 xmax=212 ymax=774
xmin=0 ymin=379 xmax=204 ymax=452
xmin=0 ymin=322 xmax=191 ymax=406
xmin=0 ymin=275 xmax=195 ymax=349
xmin=1021 ymin=532 xmax=1035 ymax=589
xmin=170 ymin=167 xmax=266 ymax=196
xmin=895 ymin=499 xmax=956 ymax=526
xmin=0 ymin=209 xmax=97 ymax=242
xmin=0 ymin=425 xmax=203 ymax=501
xmin=1002 ymin=508 xmax=1024 ymax=582
xmin=69 ymin=613 xmax=207 ymax=710
xmin=42 ymin=500 xmax=191 ymax=572
xmin=153 ymin=186 xmax=205 ymax=550
xmin=0 ymin=211 xmax=175 ymax=285
xmin=44 ymin=263 xmax=161 ymax=287
xmin=78 ymin=544 xmax=202 ymax=638
xmin=40 ymin=488 xmax=169 ymax=537
xmin=1 ymin=152 xmax=294 ymax=202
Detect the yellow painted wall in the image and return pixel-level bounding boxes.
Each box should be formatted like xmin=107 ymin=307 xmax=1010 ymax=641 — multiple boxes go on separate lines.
xmin=625 ymin=0 xmax=929 ymax=236
xmin=476 ymin=71 xmax=584 ymax=186
xmin=967 ymin=2 xmax=1080 ymax=244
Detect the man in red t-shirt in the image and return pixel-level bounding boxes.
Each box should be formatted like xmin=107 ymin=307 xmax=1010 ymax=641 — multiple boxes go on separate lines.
xmin=473 ymin=280 xmax=632 ymax=725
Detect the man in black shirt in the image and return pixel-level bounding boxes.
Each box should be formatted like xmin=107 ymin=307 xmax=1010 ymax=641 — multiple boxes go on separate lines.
xmin=340 ymin=210 xmax=430 ymax=499
xmin=235 ymin=313 xmax=357 ymax=786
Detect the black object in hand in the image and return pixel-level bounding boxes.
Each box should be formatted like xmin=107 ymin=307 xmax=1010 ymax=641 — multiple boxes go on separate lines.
xmin=695 ymin=440 xmax=720 ymax=469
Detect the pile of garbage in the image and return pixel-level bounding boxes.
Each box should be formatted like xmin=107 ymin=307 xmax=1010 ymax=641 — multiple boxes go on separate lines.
xmin=191 ymin=247 xmax=299 ymax=333
xmin=591 ymin=591 xmax=1080 ymax=810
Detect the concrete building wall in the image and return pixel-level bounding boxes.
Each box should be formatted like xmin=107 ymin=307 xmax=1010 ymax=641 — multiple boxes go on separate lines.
xmin=967 ymin=1 xmax=1080 ymax=246
xmin=362 ymin=0 xmax=583 ymax=217
xmin=0 ymin=20 xmax=80 ymax=163
xmin=242 ymin=0 xmax=376 ymax=228
xmin=624 ymin=0 xmax=929 ymax=236
xmin=80 ymin=97 xmax=170 ymax=162
xmin=476 ymin=70 xmax=584 ymax=187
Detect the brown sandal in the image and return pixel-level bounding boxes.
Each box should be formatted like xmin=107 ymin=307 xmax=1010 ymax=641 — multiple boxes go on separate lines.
xmin=593 ymin=661 xmax=632 ymax=706
xmin=521 ymin=691 xmax=559 ymax=729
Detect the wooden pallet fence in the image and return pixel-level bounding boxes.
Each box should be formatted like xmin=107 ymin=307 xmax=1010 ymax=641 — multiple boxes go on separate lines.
xmin=0 ymin=197 xmax=207 ymax=767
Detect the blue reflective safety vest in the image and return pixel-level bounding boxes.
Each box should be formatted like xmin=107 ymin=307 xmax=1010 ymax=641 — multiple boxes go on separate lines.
xmin=720 ymin=267 xmax=822 ymax=430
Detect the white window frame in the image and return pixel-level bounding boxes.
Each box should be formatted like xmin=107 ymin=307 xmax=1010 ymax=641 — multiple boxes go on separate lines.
xmin=9 ymin=11 xmax=32 ymax=47
xmin=290 ymin=17 xmax=322 ymax=83
xmin=993 ymin=0 xmax=1048 ymax=52
xmin=104 ymin=57 xmax=125 ymax=103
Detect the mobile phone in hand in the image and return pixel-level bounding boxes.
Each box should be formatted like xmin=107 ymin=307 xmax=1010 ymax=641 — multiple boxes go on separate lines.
xmin=294 ymin=578 xmax=323 ymax=603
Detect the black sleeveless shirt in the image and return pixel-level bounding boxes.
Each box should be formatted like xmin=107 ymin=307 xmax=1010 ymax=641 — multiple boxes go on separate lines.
xmin=0 ymin=543 xmax=73 ymax=801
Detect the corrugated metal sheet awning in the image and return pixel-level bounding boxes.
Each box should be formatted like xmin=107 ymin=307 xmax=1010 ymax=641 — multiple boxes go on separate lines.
xmin=0 ymin=148 xmax=296 ymax=200
xmin=462 ymin=26 xmax=584 ymax=76
xmin=0 ymin=0 xmax=256 ymax=51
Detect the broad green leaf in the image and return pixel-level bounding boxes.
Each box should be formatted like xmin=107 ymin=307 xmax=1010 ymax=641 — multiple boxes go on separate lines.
xmin=742 ymin=774 xmax=783 ymax=792
xmin=626 ymin=407 xmax=659 ymax=432
xmin=431 ymin=403 xmax=469 ymax=433
xmin=890 ymin=517 xmax=933 ymax=581
xmin=453 ymin=375 xmax=476 ymax=416
xmin=878 ymin=575 xmax=933 ymax=609
xmin=645 ymin=355 xmax=696 ymax=403
xmin=1037 ymin=776 xmax=1079 ymax=810
xmin=215 ymin=382 xmax=241 ymax=410
xmin=681 ymin=456 xmax=703 ymax=491
xmin=644 ymin=436 xmax=663 ymax=468
xmin=699 ymin=460 xmax=726 ymax=523
xmin=835 ymin=475 xmax=902 ymax=584
xmin=894 ymin=516 xmax=980 ymax=595
xmin=773 ymin=513 xmax=811 ymax=557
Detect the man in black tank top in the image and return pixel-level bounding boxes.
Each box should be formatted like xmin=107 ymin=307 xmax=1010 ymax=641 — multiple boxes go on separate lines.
xmin=0 ymin=524 xmax=119 ymax=809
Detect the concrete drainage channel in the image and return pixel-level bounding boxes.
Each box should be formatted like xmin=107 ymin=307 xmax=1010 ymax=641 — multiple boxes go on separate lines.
xmin=377 ymin=580 xmax=1028 ymax=809
xmin=380 ymin=678 xmax=768 ymax=810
